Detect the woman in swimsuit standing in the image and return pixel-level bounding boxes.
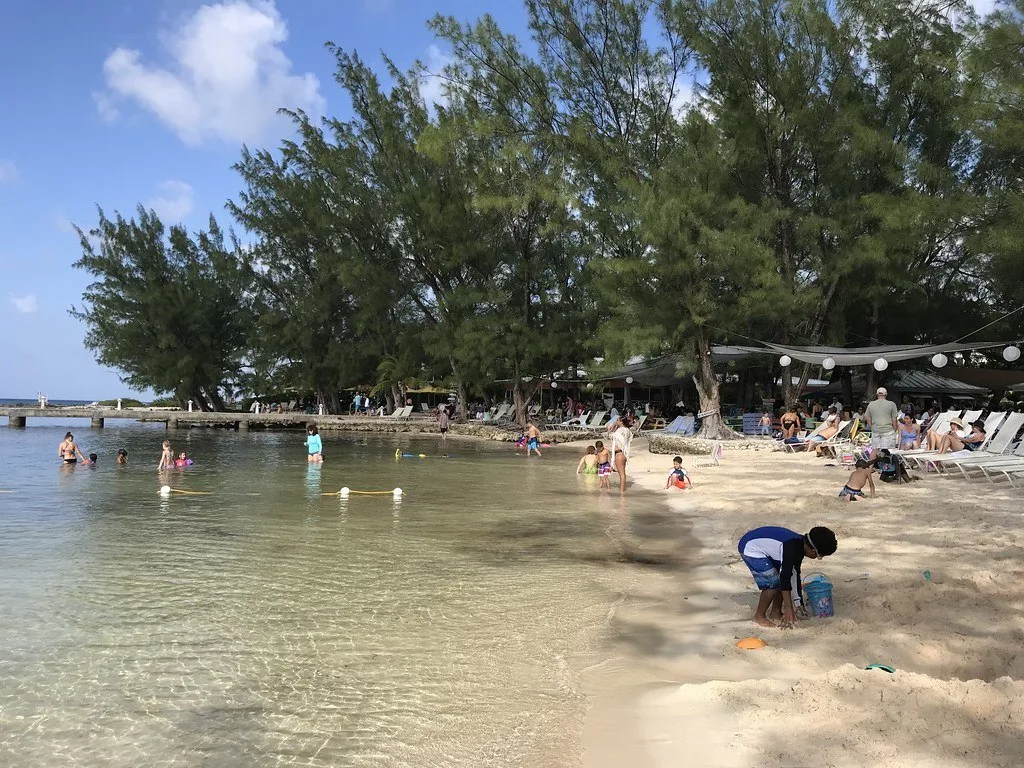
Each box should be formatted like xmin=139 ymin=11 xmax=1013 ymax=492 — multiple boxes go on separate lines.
xmin=58 ymin=432 xmax=84 ymax=464
xmin=611 ymin=417 xmax=633 ymax=493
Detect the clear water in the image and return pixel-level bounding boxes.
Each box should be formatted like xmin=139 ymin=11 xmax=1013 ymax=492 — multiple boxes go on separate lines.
xmin=0 ymin=423 xmax=686 ymax=767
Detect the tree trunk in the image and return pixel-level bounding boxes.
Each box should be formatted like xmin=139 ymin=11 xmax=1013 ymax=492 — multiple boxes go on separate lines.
xmin=693 ymin=332 xmax=743 ymax=440
xmin=457 ymin=381 xmax=468 ymax=422
xmin=841 ymin=367 xmax=854 ymax=411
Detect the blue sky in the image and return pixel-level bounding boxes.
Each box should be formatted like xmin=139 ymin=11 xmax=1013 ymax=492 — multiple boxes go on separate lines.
xmin=0 ymin=0 xmax=530 ymax=399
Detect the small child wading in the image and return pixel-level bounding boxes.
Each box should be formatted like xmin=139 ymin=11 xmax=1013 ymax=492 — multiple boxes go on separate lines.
xmin=840 ymin=459 xmax=876 ymax=501
xmin=738 ymin=526 xmax=838 ymax=628
xmin=595 ymin=441 xmax=612 ymax=490
xmin=665 ymin=456 xmax=691 ymax=489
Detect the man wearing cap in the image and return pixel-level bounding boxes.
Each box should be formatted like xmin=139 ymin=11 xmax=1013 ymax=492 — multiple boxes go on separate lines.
xmin=864 ymin=387 xmax=899 ymax=450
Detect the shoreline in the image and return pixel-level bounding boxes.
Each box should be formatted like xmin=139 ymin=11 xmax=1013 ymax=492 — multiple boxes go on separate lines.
xmin=570 ymin=438 xmax=1024 ymax=767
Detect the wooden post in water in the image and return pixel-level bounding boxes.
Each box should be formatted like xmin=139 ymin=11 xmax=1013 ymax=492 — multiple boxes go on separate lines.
xmin=167 ymin=417 xmax=178 ymax=430
xmin=91 ymin=417 xmax=104 ymax=428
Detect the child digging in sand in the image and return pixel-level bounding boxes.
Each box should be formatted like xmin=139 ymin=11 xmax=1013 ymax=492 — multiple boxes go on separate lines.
xmin=576 ymin=445 xmax=599 ymax=475
xmin=839 ymin=459 xmax=876 ymax=501
xmin=738 ymin=526 xmax=838 ymax=628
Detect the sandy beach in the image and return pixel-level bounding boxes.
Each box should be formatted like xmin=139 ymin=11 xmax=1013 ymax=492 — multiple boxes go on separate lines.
xmin=576 ymin=437 xmax=1024 ymax=768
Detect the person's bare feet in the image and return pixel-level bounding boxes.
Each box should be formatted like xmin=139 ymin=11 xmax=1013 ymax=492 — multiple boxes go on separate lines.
xmin=766 ymin=608 xmax=782 ymax=622
xmin=753 ymin=615 xmax=776 ymax=628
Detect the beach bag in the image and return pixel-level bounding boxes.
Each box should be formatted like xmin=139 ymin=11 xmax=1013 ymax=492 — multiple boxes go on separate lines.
xmin=876 ymin=450 xmax=911 ymax=484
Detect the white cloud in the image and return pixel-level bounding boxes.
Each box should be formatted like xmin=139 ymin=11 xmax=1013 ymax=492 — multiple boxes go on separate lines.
xmin=93 ymin=91 xmax=120 ymax=123
xmin=10 ymin=294 xmax=38 ymax=314
xmin=0 ymin=160 xmax=19 ymax=184
xmin=420 ymin=44 xmax=455 ymax=108
xmin=99 ymin=0 xmax=324 ymax=146
xmin=147 ymin=180 xmax=195 ymax=222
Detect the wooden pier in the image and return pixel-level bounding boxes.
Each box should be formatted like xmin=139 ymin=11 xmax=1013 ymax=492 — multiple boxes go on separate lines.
xmin=0 ymin=406 xmax=387 ymax=431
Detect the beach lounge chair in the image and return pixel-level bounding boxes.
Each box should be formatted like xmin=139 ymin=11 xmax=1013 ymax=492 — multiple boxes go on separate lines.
xmin=974 ymin=440 xmax=1024 ymax=483
xmin=814 ymin=420 xmax=857 ymax=457
xmin=931 ymin=413 xmax=1024 ymax=479
xmin=553 ymin=412 xmax=590 ymax=430
xmin=903 ymin=411 xmax=1001 ymax=468
xmin=570 ymin=410 xmax=606 ymax=431
xmin=641 ymin=415 xmax=683 ymax=438
xmin=629 ymin=414 xmax=648 ymax=437
xmin=677 ymin=415 xmax=696 ymax=436
xmin=892 ymin=411 xmax=959 ymax=460
xmin=398 ymin=405 xmax=414 ymax=420
xmin=380 ymin=407 xmax=404 ymax=419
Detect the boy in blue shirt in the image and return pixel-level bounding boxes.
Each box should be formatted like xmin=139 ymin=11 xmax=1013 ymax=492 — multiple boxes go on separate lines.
xmin=738 ymin=525 xmax=837 ymax=628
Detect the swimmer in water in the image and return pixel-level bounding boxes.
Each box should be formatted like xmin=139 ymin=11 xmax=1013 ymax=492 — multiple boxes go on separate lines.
xmin=117 ymin=448 xmax=129 ymax=465
xmin=58 ymin=432 xmax=84 ymax=464
xmin=157 ymin=440 xmax=173 ymax=471
xmin=174 ymin=451 xmax=191 ymax=468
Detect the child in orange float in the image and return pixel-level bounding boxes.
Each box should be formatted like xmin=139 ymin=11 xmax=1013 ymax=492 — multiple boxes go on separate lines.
xmin=665 ymin=456 xmax=691 ymax=490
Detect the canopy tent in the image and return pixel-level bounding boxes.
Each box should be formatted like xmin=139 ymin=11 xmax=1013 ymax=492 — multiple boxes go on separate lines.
xmin=726 ymin=341 xmax=1008 ymax=366
xmin=805 ymin=370 xmax=989 ymax=399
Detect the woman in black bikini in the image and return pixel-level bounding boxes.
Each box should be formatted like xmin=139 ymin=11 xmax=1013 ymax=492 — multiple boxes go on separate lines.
xmin=58 ymin=432 xmax=84 ymax=464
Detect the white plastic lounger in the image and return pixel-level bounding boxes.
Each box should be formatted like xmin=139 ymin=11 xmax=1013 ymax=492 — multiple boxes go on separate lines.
xmin=928 ymin=413 xmax=1024 ymax=478
xmin=570 ymin=411 xmax=606 ymax=431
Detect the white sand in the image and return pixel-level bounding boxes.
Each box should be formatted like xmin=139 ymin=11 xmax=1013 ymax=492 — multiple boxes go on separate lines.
xmin=580 ymin=438 xmax=1024 ymax=767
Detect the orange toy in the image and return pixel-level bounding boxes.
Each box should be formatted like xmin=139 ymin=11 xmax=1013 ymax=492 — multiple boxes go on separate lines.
xmin=736 ymin=637 xmax=766 ymax=650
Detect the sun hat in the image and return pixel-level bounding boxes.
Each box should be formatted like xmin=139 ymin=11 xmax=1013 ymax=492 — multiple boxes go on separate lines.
xmin=950 ymin=417 xmax=964 ymax=428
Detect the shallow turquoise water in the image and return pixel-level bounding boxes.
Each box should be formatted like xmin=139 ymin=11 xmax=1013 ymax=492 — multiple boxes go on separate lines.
xmin=0 ymin=422 xmax=685 ymax=767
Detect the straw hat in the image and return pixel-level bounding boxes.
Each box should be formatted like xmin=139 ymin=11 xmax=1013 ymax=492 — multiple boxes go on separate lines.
xmin=950 ymin=417 xmax=964 ymax=428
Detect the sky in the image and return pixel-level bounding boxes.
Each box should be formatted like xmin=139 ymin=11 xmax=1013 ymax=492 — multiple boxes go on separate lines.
xmin=0 ymin=0 xmax=531 ymax=399
xmin=0 ymin=0 xmax=999 ymax=400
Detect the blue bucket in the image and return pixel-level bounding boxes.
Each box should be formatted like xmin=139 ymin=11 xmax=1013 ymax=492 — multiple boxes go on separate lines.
xmin=802 ymin=573 xmax=834 ymax=618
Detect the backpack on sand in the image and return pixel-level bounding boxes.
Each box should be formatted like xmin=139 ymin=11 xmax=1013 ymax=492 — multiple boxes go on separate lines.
xmin=875 ymin=449 xmax=912 ymax=484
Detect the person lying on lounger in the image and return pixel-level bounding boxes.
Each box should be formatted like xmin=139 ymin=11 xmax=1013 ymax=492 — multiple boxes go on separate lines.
xmin=932 ymin=419 xmax=985 ymax=455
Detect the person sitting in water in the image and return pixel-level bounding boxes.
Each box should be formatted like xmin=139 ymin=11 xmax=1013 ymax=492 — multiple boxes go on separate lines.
xmin=665 ymin=456 xmax=691 ymax=489
xmin=117 ymin=448 xmax=129 ymax=465
xmin=839 ymin=459 xmax=876 ymax=501
xmin=738 ymin=525 xmax=838 ymax=628
xmin=173 ymin=451 xmax=192 ymax=468
xmin=58 ymin=432 xmax=85 ymax=464
xmin=576 ymin=445 xmax=599 ymax=475
xmin=84 ymin=453 xmax=98 ymax=466
xmin=933 ymin=419 xmax=985 ymax=455
xmin=898 ymin=414 xmax=921 ymax=450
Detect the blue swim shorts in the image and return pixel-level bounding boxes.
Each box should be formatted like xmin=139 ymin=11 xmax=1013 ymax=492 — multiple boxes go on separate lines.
xmin=742 ymin=555 xmax=781 ymax=590
xmin=528 ymin=438 xmax=539 ymax=450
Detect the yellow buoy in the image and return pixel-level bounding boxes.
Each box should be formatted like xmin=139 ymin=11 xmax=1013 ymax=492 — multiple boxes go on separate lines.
xmin=736 ymin=637 xmax=766 ymax=650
